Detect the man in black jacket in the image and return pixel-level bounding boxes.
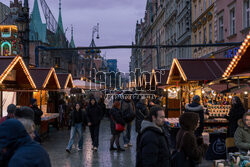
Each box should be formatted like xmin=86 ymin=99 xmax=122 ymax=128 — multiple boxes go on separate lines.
xmin=135 ymin=98 xmax=148 ymax=133
xmin=185 ymin=95 xmax=204 ymax=137
xmin=136 ymin=106 xmax=171 ymax=167
xmin=31 ymin=99 xmax=43 ymax=131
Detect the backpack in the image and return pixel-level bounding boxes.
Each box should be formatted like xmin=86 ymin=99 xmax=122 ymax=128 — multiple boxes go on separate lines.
xmin=121 ymin=100 xmax=135 ymax=123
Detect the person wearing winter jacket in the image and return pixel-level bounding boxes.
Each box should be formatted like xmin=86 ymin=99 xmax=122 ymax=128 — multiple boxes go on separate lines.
xmin=135 ymin=98 xmax=149 ymax=133
xmin=110 ymin=100 xmax=126 ymax=152
xmin=30 ymin=99 xmax=43 ymax=130
xmin=185 ymin=95 xmax=204 ymax=137
xmin=226 ymin=96 xmax=246 ymax=137
xmin=0 ymin=119 xmax=51 ymax=167
xmin=234 ymin=112 xmax=250 ymax=153
xmin=86 ymin=97 xmax=103 ymax=151
xmin=0 ymin=104 xmax=16 ymax=124
xmin=176 ymin=112 xmax=208 ymax=166
xmin=136 ymin=106 xmax=171 ymax=167
xmin=66 ymin=103 xmax=88 ymax=153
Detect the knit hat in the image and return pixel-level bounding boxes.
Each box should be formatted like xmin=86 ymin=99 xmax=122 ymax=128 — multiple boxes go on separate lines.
xmin=193 ymin=95 xmax=200 ymax=102
xmin=15 ymin=106 xmax=34 ymax=121
xmin=7 ymin=104 xmax=16 ymax=114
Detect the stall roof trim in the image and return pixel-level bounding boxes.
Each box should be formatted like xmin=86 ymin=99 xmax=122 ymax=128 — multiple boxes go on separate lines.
xmin=167 ymin=58 xmax=231 ymax=84
xmin=0 ymin=56 xmax=36 ymax=89
xmin=29 ymin=67 xmax=61 ymax=89
xmin=151 ymin=69 xmax=169 ymax=86
xmin=57 ymin=73 xmax=74 ymax=89
xmin=223 ymin=34 xmax=250 ymax=78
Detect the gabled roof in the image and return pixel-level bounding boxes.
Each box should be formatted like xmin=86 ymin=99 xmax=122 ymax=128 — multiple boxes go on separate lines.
xmin=223 ymin=35 xmax=250 ymax=78
xmin=167 ymin=58 xmax=231 ymax=85
xmin=0 ymin=56 xmax=36 ymax=89
xmin=57 ymin=73 xmax=74 ymax=89
xmin=29 ymin=67 xmax=61 ymax=89
xmin=150 ymin=69 xmax=169 ymax=86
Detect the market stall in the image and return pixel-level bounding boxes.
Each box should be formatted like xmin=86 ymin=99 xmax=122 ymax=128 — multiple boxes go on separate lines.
xmin=0 ymin=56 xmax=36 ymax=117
xmin=29 ymin=67 xmax=61 ymax=137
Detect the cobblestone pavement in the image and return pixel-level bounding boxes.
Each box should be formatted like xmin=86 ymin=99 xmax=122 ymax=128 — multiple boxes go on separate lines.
xmin=42 ymin=118 xmax=212 ymax=167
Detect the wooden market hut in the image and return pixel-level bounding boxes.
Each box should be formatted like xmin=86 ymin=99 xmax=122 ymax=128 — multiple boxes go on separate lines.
xmin=150 ymin=69 xmax=169 ymax=90
xmin=57 ymin=73 xmax=74 ymax=89
xmin=29 ymin=67 xmax=61 ymax=113
xmin=220 ymin=35 xmax=250 ymax=110
xmin=166 ymin=58 xmax=231 ymax=117
xmin=0 ymin=56 xmax=36 ymax=117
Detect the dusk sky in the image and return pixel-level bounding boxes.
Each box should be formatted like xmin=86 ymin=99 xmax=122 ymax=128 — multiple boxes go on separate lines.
xmin=2 ymin=0 xmax=147 ymax=72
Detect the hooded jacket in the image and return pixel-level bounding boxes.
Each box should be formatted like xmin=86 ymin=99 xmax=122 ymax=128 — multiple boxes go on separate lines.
xmin=185 ymin=102 xmax=204 ymax=136
xmin=176 ymin=112 xmax=208 ymax=164
xmin=234 ymin=112 xmax=250 ymax=153
xmin=0 ymin=119 xmax=51 ymax=167
xmin=86 ymin=98 xmax=103 ymax=125
xmin=136 ymin=120 xmax=171 ymax=167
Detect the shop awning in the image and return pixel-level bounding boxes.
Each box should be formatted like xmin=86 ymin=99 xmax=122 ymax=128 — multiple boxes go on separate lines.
xmin=223 ymin=35 xmax=250 ymax=78
xmin=29 ymin=67 xmax=61 ymax=90
xmin=57 ymin=73 xmax=74 ymax=89
xmin=167 ymin=58 xmax=231 ymax=85
xmin=0 ymin=56 xmax=36 ymax=90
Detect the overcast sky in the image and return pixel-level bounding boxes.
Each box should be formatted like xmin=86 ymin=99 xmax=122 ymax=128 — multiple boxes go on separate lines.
xmin=2 ymin=0 xmax=146 ymax=72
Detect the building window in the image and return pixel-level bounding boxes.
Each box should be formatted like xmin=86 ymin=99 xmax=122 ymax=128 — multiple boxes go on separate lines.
xmin=199 ymin=31 xmax=201 ymax=44
xmin=195 ymin=5 xmax=197 ymax=19
xmin=203 ymin=27 xmax=207 ymax=43
xmin=244 ymin=0 xmax=250 ymax=28
xmin=230 ymin=8 xmax=236 ymax=35
xmin=209 ymin=23 xmax=212 ymax=42
xmin=209 ymin=0 xmax=212 ymax=6
xmin=199 ymin=0 xmax=202 ymax=16
xmin=219 ymin=16 xmax=224 ymax=41
xmin=203 ymin=0 xmax=206 ymax=10
xmin=195 ymin=34 xmax=197 ymax=44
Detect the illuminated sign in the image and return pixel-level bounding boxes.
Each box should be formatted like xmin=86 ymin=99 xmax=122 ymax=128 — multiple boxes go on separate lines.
xmin=224 ymin=47 xmax=239 ymax=58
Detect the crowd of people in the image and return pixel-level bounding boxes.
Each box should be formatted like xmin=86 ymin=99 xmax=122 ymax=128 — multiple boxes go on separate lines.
xmin=0 ymin=91 xmax=249 ymax=167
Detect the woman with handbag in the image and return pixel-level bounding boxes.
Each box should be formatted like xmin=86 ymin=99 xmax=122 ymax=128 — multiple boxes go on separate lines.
xmin=110 ymin=100 xmax=126 ymax=152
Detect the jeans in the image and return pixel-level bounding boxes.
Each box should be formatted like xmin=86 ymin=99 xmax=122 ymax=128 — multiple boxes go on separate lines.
xmin=89 ymin=123 xmax=100 ymax=148
xmin=66 ymin=123 xmax=83 ymax=150
xmin=123 ymin=122 xmax=132 ymax=144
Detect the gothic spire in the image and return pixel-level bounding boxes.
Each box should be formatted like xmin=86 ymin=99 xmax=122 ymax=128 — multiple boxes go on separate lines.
xmin=57 ymin=0 xmax=64 ymax=34
xmin=69 ymin=25 xmax=75 ymax=48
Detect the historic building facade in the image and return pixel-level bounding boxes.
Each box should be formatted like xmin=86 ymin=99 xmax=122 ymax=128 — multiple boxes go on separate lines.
xmin=191 ymin=0 xmax=215 ymax=58
xmin=214 ymin=0 xmax=250 ymax=58
xmin=0 ymin=2 xmax=10 ymax=23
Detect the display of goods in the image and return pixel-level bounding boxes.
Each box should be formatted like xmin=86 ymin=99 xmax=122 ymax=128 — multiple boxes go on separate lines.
xmin=164 ymin=118 xmax=180 ymax=128
xmin=207 ymin=104 xmax=231 ymax=118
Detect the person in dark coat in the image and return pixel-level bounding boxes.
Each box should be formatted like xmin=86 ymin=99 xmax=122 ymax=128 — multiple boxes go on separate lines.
xmin=0 ymin=104 xmax=16 ymax=124
xmin=86 ymin=97 xmax=103 ymax=151
xmin=176 ymin=112 xmax=208 ymax=166
xmin=98 ymin=95 xmax=106 ymax=118
xmin=0 ymin=119 xmax=51 ymax=167
xmin=30 ymin=99 xmax=43 ymax=129
xmin=226 ymin=96 xmax=246 ymax=137
xmin=110 ymin=100 xmax=126 ymax=152
xmin=135 ymin=98 xmax=149 ymax=133
xmin=136 ymin=106 xmax=171 ymax=167
xmin=66 ymin=103 xmax=87 ymax=153
xmin=185 ymin=95 xmax=204 ymax=137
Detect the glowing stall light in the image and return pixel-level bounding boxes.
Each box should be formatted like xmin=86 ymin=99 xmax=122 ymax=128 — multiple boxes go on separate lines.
xmin=244 ymin=91 xmax=248 ymax=95
xmin=202 ymin=90 xmax=205 ymax=94
xmin=1 ymin=42 xmax=11 ymax=56
xmin=229 ymin=95 xmax=232 ymax=99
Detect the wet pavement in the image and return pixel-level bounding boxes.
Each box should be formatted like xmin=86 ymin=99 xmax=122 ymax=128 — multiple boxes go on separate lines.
xmin=43 ymin=118 xmax=212 ymax=167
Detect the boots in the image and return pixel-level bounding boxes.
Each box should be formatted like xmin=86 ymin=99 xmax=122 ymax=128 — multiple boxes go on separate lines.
xmin=109 ymin=146 xmax=117 ymax=151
